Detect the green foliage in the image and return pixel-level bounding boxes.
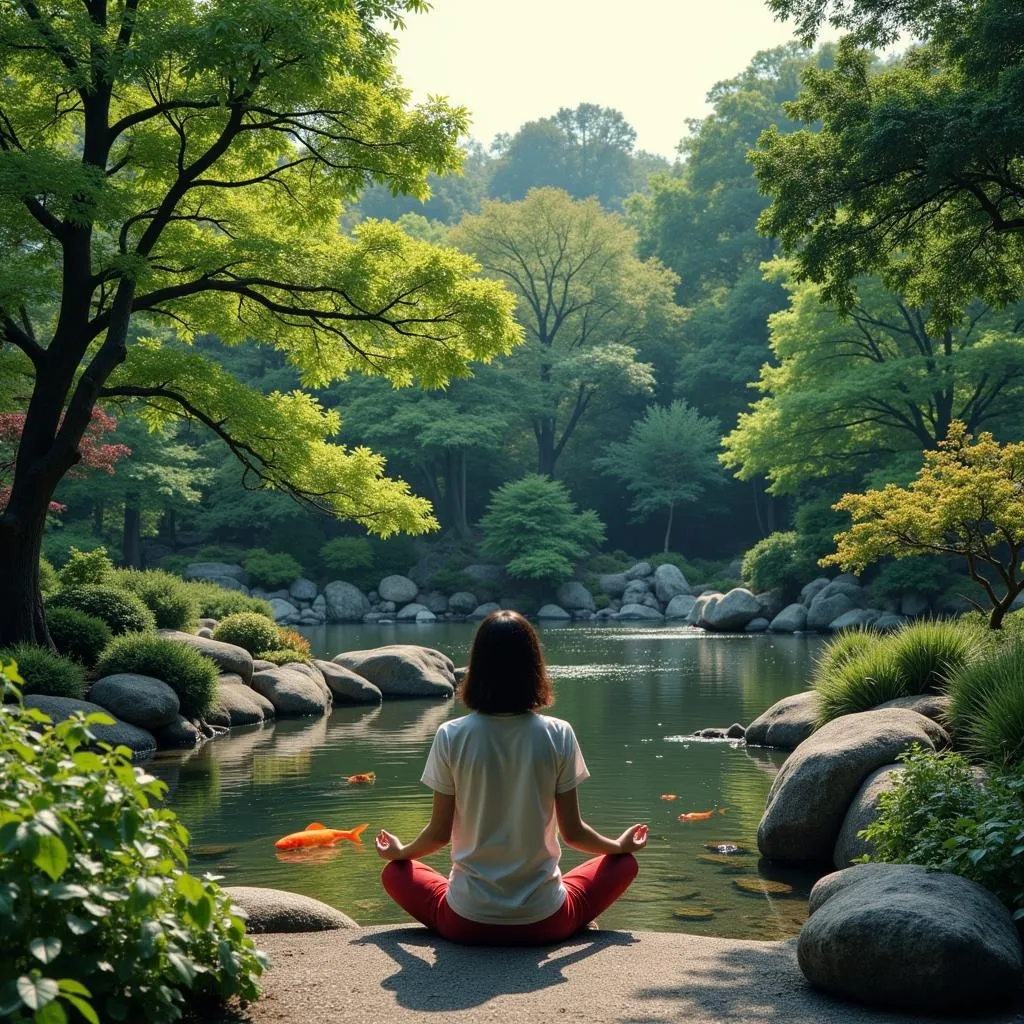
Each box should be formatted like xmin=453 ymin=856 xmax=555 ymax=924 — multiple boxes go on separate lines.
xmin=45 ymin=609 xmax=112 ymax=670
xmin=113 ymin=569 xmax=199 ymax=631
xmin=480 ymin=475 xmax=605 ymax=585
xmin=741 ymin=531 xmax=819 ymax=600
xmin=96 ymin=635 xmax=218 ymax=719
xmin=242 ymin=549 xmax=304 ymax=590
xmin=867 ymin=557 xmax=960 ymax=604
xmin=182 ymin=581 xmax=274 ymax=621
xmin=425 ymin=567 xmax=476 ymax=596
xmin=319 ymin=538 xmax=375 ymax=584
xmin=812 ymin=625 xmax=877 ymax=685
xmin=49 ymin=586 xmax=156 ymax=637
xmin=212 ymin=613 xmax=281 ymax=657
xmin=815 ymin=644 xmax=906 ymax=723
xmin=0 ymin=682 xmax=267 ymax=1022
xmin=38 ymin=558 xmax=59 ymax=598
xmin=862 ymin=746 xmax=1024 ymax=920
xmin=42 ymin=525 xmax=108 ymax=568
xmin=275 ymin=629 xmax=312 ymax=659
xmin=584 ymin=552 xmax=633 ymax=575
xmin=947 ymin=644 xmax=1024 ymax=766
xmin=0 ymin=644 xmax=85 ymax=699
xmin=57 ymin=547 xmax=115 ymax=589
xmin=258 ymin=649 xmax=310 ymax=666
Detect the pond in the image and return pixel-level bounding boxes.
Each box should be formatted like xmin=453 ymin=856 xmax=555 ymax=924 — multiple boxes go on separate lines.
xmin=155 ymin=623 xmax=824 ymax=939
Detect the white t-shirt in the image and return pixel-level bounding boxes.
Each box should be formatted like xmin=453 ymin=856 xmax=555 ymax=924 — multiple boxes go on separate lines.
xmin=420 ymin=711 xmax=590 ymax=925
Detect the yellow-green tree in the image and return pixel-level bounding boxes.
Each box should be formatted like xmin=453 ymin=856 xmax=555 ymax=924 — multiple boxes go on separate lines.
xmin=0 ymin=0 xmax=521 ymax=646
xmin=824 ymin=423 xmax=1024 ymax=628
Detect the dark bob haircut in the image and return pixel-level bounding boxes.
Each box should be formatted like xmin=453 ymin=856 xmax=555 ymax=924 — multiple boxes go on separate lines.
xmin=459 ymin=610 xmax=553 ymax=714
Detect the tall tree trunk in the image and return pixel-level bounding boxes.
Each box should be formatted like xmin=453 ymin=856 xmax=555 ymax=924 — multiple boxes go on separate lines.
xmin=94 ymin=497 xmax=105 ymax=534
xmin=537 ymin=418 xmax=556 ymax=477
xmin=460 ymin=450 xmax=468 ymax=536
xmin=160 ymin=505 xmax=177 ymax=546
xmin=663 ymin=503 xmax=675 ymax=553
xmin=0 ymin=504 xmax=50 ymax=647
xmin=123 ymin=492 xmax=142 ymax=568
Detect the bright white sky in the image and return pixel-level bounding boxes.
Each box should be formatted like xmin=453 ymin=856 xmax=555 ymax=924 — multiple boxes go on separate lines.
xmin=391 ymin=0 xmax=837 ymax=158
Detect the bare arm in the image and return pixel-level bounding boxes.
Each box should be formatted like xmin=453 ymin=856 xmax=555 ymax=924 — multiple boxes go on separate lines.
xmin=375 ymin=791 xmax=455 ymax=862
xmin=555 ymin=788 xmax=648 ymax=855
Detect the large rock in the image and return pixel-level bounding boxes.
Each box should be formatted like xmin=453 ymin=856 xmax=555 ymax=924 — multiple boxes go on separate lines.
xmin=799 ymin=577 xmax=831 ymax=604
xmin=653 ymin=564 xmax=690 ymax=604
xmin=462 ymin=564 xmax=506 ymax=590
xmin=768 ymin=603 xmax=808 ymax=633
xmin=88 ymin=674 xmax=180 ymax=730
xmin=251 ymin=666 xmax=331 ymax=717
xmin=333 ymin=645 xmax=455 ymax=698
xmin=224 ymin=886 xmax=357 ymax=933
xmin=395 ymin=602 xmax=429 ymax=622
xmin=448 ymin=591 xmax=477 ymax=615
xmin=556 ymin=581 xmax=596 ymax=611
xmin=625 ymin=561 xmax=652 ymax=579
xmin=415 ymin=609 xmax=437 ymax=624
xmin=900 ymin=592 xmax=931 ymax=618
xmin=744 ymin=617 xmax=770 ymax=633
xmin=23 ymin=695 xmax=156 ymax=757
xmin=313 ymin=660 xmax=382 ymax=704
xmin=755 ymin=590 xmax=784 ymax=619
xmin=617 ymin=603 xmax=665 ymax=621
xmin=153 ymin=714 xmax=202 ymax=749
xmin=874 ymin=612 xmax=910 ymax=632
xmin=664 ymin=594 xmax=698 ymax=620
xmin=282 ymin=662 xmax=333 ymax=705
xmin=621 ymin=579 xmax=652 ymax=606
xmin=745 ymin=691 xmax=819 ymax=749
xmin=288 ymin=578 xmax=318 ymax=602
xmin=876 ymin=693 xmax=950 ymax=722
xmin=184 ymin=562 xmax=247 ymax=583
xmin=828 ymin=608 xmax=880 ymax=631
xmin=268 ymin=598 xmax=300 ymax=624
xmin=537 ymin=604 xmax=571 ymax=620
xmin=758 ymin=709 xmax=949 ymax=865
xmin=833 ymin=764 xmax=903 ymax=867
xmin=323 ymin=581 xmax=371 ymax=623
xmin=467 ymin=602 xmax=500 ymax=621
xmin=209 ymin=675 xmax=275 ymax=727
xmin=701 ymin=588 xmax=762 ymax=631
xmin=421 ymin=590 xmax=450 ymax=614
xmin=798 ymin=863 xmax=1024 ymax=1014
xmin=814 ymin=577 xmax=865 ymax=605
xmin=598 ymin=572 xmax=630 ymax=597
xmin=695 ymin=593 xmax=721 ymax=628
xmin=156 ymin=629 xmax=253 ymax=684
xmin=378 ymin=574 xmax=419 ymax=604
xmin=805 ymin=592 xmax=856 ymax=631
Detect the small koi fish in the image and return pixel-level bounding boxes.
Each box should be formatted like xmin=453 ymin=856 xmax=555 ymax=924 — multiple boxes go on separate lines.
xmin=346 ymin=772 xmax=376 ymax=784
xmin=660 ymin=794 xmax=678 ymax=801
xmin=678 ymin=808 xmax=728 ymax=821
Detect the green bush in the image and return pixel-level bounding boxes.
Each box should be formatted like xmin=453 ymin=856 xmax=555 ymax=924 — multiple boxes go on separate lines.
xmin=242 ymin=548 xmax=304 ymax=589
xmin=862 ymin=746 xmax=1024 ymax=920
xmin=258 ymin=648 xmax=310 ymax=666
xmin=38 ymin=557 xmax=59 ymax=598
xmin=46 ymin=607 xmax=112 ymax=668
xmin=113 ymin=568 xmax=199 ymax=630
xmin=0 ymin=678 xmax=267 ymax=1023
xmin=647 ymin=552 xmax=697 ymax=576
xmin=741 ymin=531 xmax=819 ymax=600
xmin=426 ymin=566 xmax=476 ymax=595
xmin=584 ymin=552 xmax=632 ymax=575
xmin=183 ymin=580 xmax=274 ymax=620
xmin=0 ymin=643 xmax=86 ymax=699
xmin=194 ymin=543 xmax=248 ymax=563
xmin=50 ymin=584 xmax=156 ymax=636
xmin=41 ymin=524 xmax=108 ymax=567
xmin=212 ymin=612 xmax=282 ymax=656
xmin=867 ymin=556 xmax=959 ymax=604
xmin=947 ymin=644 xmax=1024 ymax=765
xmin=58 ymin=545 xmax=116 ymax=588
xmin=319 ymin=537 xmax=375 ymax=583
xmin=96 ymin=634 xmax=218 ymax=718
xmin=959 ymin=609 xmax=1024 ymax=648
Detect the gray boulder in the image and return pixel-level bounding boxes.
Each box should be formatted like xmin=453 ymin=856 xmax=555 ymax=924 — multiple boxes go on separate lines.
xmin=332 ymin=645 xmax=455 ymax=698
xmin=744 ymin=617 xmax=770 ymax=633
xmin=755 ymin=590 xmax=784 ymax=619
xmin=288 ymin=578 xmax=318 ymax=602
xmin=798 ymin=863 xmax=1024 ymax=1014
xmin=415 ymin=609 xmax=437 ymax=624
xmin=281 ymin=662 xmax=333 ymax=705
xmin=598 ymin=572 xmax=630 ymax=597
xmin=537 ymin=604 xmax=571 ymax=620
xmin=814 ymin=577 xmax=865 ymax=604
xmin=209 ymin=675 xmax=275 ymax=727
xmin=876 ymin=693 xmax=950 ymax=722
xmin=758 ymin=709 xmax=949 ymax=865
xmin=462 ymin=564 xmax=506 ymax=590
xmin=833 ymin=764 xmax=903 ymax=867
xmin=153 ymin=714 xmax=202 ymax=749
xmin=701 ymin=588 xmax=761 ymax=631
xmin=157 ymin=629 xmax=253 ymax=684
xmin=745 ymin=691 xmax=819 ymax=749
xmin=224 ymin=886 xmax=358 ymax=933
xmin=800 ymin=577 xmax=831 ymax=604
xmin=828 ymin=608 xmax=880 ymax=631
xmin=873 ymin=612 xmax=909 ymax=632
xmin=251 ymin=666 xmax=331 ymax=717
xmin=24 ymin=695 xmax=156 ymax=757
xmin=768 ymin=603 xmax=808 ymax=633
xmin=448 ymin=591 xmax=477 ymax=615
xmin=805 ymin=592 xmax=856 ymax=631
xmin=641 ymin=592 xmax=661 ymax=610
xmin=312 ymin=593 xmax=327 ymax=615
xmin=694 ymin=593 xmax=721 ymax=628
xmin=197 ymin=627 xmax=214 ymax=639
xmin=323 ymin=581 xmax=370 ymax=623
xmin=625 ymin=561 xmax=652 ymax=579
xmin=88 ymin=674 xmax=179 ymax=730
xmin=617 ymin=603 xmax=665 ymax=621
xmin=313 ymin=660 xmax=382 ymax=704
xmin=184 ymin=562 xmax=247 ymax=583
xmin=378 ymin=574 xmax=419 ymax=604
xmin=468 ymin=602 xmax=500 ymax=621
xmin=900 ymin=592 xmax=931 ymax=618
xmin=268 ymin=598 xmax=300 ymax=624
xmin=664 ymin=594 xmax=698 ymax=620
xmin=396 ymin=602 xmax=428 ymax=622
xmin=421 ymin=590 xmax=450 ymax=614
xmin=556 ymin=581 xmax=596 ymax=611
xmin=653 ymin=563 xmax=690 ymax=603
xmin=621 ymin=579 xmax=652 ymax=606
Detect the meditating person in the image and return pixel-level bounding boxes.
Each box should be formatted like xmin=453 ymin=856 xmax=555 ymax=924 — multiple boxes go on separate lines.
xmin=376 ymin=609 xmax=647 ymax=945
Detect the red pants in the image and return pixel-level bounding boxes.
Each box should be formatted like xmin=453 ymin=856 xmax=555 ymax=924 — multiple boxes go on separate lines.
xmin=381 ymin=854 xmax=638 ymax=946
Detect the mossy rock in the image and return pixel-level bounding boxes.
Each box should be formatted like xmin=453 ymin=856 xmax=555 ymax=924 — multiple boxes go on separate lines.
xmin=673 ymin=906 xmax=716 ymax=921
xmin=733 ymin=877 xmax=794 ymax=896
xmin=698 ymin=854 xmax=750 ymax=871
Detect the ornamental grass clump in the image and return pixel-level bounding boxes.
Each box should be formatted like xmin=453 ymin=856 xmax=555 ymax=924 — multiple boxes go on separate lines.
xmin=212 ymin=612 xmax=282 ymax=656
xmin=113 ymin=569 xmax=200 ymax=631
xmin=49 ymin=585 xmax=156 ymax=636
xmin=0 ymin=644 xmax=86 ymax=700
xmin=886 ymin=620 xmax=980 ymax=693
xmin=812 ymin=627 xmax=877 ymax=688
xmin=815 ymin=646 xmax=907 ymax=724
xmin=96 ymin=634 xmax=218 ymax=719
xmin=947 ymin=644 xmax=1024 ymax=766
xmin=0 ymin=664 xmax=267 ymax=1023
xmin=45 ymin=607 xmax=112 ymax=669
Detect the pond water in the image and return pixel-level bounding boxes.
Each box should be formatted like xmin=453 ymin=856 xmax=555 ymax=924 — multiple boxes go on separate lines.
xmin=155 ymin=623 xmax=824 ymax=939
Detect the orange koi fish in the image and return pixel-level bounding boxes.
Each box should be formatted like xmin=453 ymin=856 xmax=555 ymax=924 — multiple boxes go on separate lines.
xmin=274 ymin=822 xmax=369 ymax=849
xmin=346 ymin=772 xmax=376 ymax=784
xmin=678 ymin=807 xmax=727 ymax=821
xmin=660 ymin=794 xmax=678 ymax=801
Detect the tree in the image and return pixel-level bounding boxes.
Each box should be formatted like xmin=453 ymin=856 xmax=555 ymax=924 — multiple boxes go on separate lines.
xmin=721 ymin=265 xmax=1024 ymax=494
xmin=754 ymin=3 xmax=1024 ymax=326
xmin=0 ymin=0 xmax=521 ymax=645
xmin=824 ymin=423 xmax=1024 ymax=629
xmin=479 ymin=474 xmax=604 ymax=585
xmin=595 ymin=401 xmax=722 ymax=553
xmin=450 ymin=189 xmax=682 ymax=477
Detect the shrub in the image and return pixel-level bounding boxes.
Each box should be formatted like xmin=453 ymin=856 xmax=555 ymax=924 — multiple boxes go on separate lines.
xmin=96 ymin=634 xmax=218 ymax=718
xmin=258 ymin=648 xmax=310 ymax=666
xmin=194 ymin=543 xmax=248 ymax=563
xmin=319 ymin=537 xmax=375 ymax=582
xmin=213 ymin=612 xmax=282 ymax=655
xmin=862 ymin=746 xmax=1024 ymax=920
xmin=426 ymin=566 xmax=476 ymax=595
xmin=38 ymin=557 xmax=59 ymax=597
xmin=816 ymin=645 xmax=908 ymax=723
xmin=741 ymin=531 xmax=819 ymax=600
xmin=947 ymin=644 xmax=1024 ymax=765
xmin=242 ymin=548 xmax=304 ymax=589
xmin=46 ymin=607 xmax=112 ymax=668
xmin=113 ymin=568 xmax=200 ymax=630
xmin=50 ymin=584 xmax=156 ymax=635
xmin=58 ymin=545 xmax=116 ymax=588
xmin=886 ymin=619 xmax=980 ymax=692
xmin=0 ymin=643 xmax=86 ymax=699
xmin=647 ymin=552 xmax=697 ymax=576
xmin=42 ymin=523 xmax=108 ymax=566
xmin=959 ymin=608 xmax=1024 ymax=648
xmin=812 ymin=627 xmax=877 ymax=687
xmin=0 ymin=680 xmax=267 ymax=1023
xmin=183 ymin=580 xmax=274 ymax=620
xmin=276 ymin=628 xmax=312 ymax=657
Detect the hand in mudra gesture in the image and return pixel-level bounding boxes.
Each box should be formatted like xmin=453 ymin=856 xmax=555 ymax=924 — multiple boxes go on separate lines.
xmin=616 ymin=824 xmax=648 ymax=853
